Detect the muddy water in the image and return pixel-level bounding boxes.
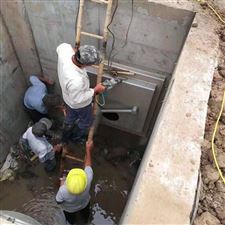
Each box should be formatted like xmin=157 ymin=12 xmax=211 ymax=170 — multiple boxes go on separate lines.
xmin=0 ymin=125 xmax=144 ymax=225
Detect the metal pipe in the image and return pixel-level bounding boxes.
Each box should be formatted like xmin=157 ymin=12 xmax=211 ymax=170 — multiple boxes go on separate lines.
xmin=101 ymin=106 xmax=138 ymax=115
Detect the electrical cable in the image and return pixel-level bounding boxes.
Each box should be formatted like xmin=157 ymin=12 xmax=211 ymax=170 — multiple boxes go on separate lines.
xmin=211 ymin=90 xmax=225 ymax=185
xmin=207 ymin=3 xmax=225 ymax=24
xmin=121 ymin=0 xmax=134 ymax=49
xmin=196 ymin=0 xmax=225 ymax=24
xmin=195 ymin=0 xmax=225 ymax=185
xmin=109 ymin=0 xmax=134 ymax=69
xmin=106 ymin=0 xmax=118 ymax=73
xmin=96 ymin=93 xmax=105 ymax=107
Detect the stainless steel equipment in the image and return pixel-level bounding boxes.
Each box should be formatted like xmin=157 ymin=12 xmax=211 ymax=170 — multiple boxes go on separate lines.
xmin=88 ymin=62 xmax=168 ymax=136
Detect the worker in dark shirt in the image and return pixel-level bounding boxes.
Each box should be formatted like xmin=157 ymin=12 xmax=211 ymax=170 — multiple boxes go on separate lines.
xmin=24 ymin=75 xmax=65 ymax=122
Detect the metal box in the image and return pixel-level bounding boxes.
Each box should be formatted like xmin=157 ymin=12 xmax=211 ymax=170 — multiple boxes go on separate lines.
xmin=88 ymin=63 xmax=167 ymax=136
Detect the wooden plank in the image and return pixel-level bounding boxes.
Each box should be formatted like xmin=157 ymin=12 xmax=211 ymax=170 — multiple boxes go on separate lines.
xmin=81 ymin=31 xmax=104 ymax=39
xmin=88 ymin=0 xmax=113 ymax=143
xmin=75 ymin=0 xmax=85 ymax=48
xmin=91 ymin=0 xmax=109 ymax=4
xmin=30 ymin=155 xmax=38 ymax=162
xmin=65 ymin=154 xmax=84 ymax=163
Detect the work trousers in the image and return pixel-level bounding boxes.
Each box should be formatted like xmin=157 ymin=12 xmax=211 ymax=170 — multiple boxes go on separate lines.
xmin=62 ymin=104 xmax=93 ymax=143
xmin=24 ymin=107 xmax=47 ymax=123
xmin=63 ymin=203 xmax=90 ymax=225
xmin=41 ymin=151 xmax=56 ymax=172
xmin=19 ymin=138 xmax=56 ymax=171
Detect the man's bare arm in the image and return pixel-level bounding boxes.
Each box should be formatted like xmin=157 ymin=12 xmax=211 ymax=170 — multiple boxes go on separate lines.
xmin=38 ymin=74 xmax=55 ymax=85
xmin=84 ymin=140 xmax=93 ymax=167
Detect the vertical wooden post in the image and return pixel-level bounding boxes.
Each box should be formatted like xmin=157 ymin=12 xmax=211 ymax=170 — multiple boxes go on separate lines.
xmin=88 ymin=0 xmax=113 ymax=142
xmin=75 ymin=0 xmax=85 ymax=49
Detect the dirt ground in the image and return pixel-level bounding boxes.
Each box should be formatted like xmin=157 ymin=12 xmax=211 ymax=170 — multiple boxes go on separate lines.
xmin=194 ymin=1 xmax=225 ymax=225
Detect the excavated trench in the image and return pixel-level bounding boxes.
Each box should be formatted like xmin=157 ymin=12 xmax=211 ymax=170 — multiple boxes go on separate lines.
xmin=0 ymin=1 xmax=198 ymax=224
xmin=1 ymin=125 xmax=144 ymax=225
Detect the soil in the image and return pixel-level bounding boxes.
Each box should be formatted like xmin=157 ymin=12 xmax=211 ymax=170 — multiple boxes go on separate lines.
xmin=194 ymin=1 xmax=225 ymax=225
xmin=1 ymin=1 xmax=225 ymax=224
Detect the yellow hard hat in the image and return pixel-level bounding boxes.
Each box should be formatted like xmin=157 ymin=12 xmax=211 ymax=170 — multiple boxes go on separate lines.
xmin=66 ymin=169 xmax=87 ymax=194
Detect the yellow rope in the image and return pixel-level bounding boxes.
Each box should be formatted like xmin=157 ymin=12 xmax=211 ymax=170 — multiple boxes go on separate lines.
xmin=196 ymin=0 xmax=225 ymax=24
xmin=195 ymin=0 xmax=225 ymax=184
xmin=211 ymin=90 xmax=225 ymax=185
xmin=207 ymin=3 xmax=225 ymax=24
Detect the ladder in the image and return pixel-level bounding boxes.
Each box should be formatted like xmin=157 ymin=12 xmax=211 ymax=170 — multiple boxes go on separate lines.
xmin=75 ymin=0 xmax=114 ymax=143
xmin=59 ymin=145 xmax=84 ymax=178
xmin=59 ymin=0 xmax=114 ymax=175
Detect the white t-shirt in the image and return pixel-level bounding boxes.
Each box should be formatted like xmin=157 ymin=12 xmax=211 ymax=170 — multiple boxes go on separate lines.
xmin=56 ymin=166 xmax=93 ymax=212
xmin=22 ymin=127 xmax=53 ymax=162
xmin=56 ymin=43 xmax=94 ymax=109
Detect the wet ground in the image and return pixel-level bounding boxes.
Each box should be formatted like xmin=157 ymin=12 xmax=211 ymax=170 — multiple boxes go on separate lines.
xmin=0 ymin=125 xmax=145 ymax=225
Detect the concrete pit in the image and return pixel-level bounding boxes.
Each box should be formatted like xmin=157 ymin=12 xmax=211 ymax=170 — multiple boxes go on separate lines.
xmin=0 ymin=0 xmax=219 ymax=224
xmin=1 ymin=125 xmax=143 ymax=225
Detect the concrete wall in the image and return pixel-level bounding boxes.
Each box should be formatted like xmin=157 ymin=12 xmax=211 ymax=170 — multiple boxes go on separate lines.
xmin=0 ymin=1 xmax=217 ymax=224
xmin=105 ymin=1 xmax=194 ymax=73
xmin=18 ymin=0 xmax=194 ymax=86
xmin=0 ymin=14 xmax=29 ymax=164
xmin=120 ymin=1 xmax=219 ymax=224
xmin=1 ymin=1 xmax=41 ymax=79
xmin=0 ymin=0 xmax=194 ymax=163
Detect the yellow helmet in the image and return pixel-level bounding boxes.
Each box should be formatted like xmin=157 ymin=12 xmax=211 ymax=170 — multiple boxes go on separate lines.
xmin=66 ymin=169 xmax=87 ymax=194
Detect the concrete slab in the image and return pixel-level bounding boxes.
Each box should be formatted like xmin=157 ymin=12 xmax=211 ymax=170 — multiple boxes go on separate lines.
xmin=0 ymin=15 xmax=29 ymax=164
xmin=120 ymin=1 xmax=219 ymax=224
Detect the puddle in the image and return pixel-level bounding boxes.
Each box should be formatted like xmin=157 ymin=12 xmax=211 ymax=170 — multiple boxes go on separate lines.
xmin=0 ymin=125 xmax=144 ymax=224
xmin=22 ymin=191 xmax=65 ymax=225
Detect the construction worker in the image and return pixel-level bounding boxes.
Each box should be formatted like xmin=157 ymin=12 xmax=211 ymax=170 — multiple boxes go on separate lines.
xmin=21 ymin=118 xmax=62 ymax=171
xmin=56 ymin=140 xmax=93 ymax=225
xmin=56 ymin=43 xmax=105 ymax=143
xmin=24 ymin=75 xmax=65 ymax=122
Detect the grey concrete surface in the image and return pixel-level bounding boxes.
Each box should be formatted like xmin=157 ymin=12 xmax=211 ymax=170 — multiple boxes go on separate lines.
xmin=0 ymin=15 xmax=29 ymax=165
xmin=23 ymin=1 xmax=79 ymax=91
xmin=21 ymin=0 xmax=193 ymax=86
xmin=0 ymin=0 xmax=219 ymax=223
xmin=120 ymin=1 xmax=219 ymax=224
xmin=0 ymin=1 xmax=41 ymax=78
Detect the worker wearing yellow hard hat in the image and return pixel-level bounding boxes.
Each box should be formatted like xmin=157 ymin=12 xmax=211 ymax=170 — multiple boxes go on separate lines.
xmin=66 ymin=168 xmax=87 ymax=194
xmin=56 ymin=140 xmax=94 ymax=225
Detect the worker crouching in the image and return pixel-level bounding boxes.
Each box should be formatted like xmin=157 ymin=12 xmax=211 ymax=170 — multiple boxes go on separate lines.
xmin=56 ymin=141 xmax=93 ymax=225
xmin=24 ymin=75 xmax=65 ymax=123
xmin=20 ymin=118 xmax=62 ymax=171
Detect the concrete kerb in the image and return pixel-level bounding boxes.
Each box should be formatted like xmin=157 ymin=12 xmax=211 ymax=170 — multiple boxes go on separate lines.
xmin=120 ymin=2 xmax=219 ymax=225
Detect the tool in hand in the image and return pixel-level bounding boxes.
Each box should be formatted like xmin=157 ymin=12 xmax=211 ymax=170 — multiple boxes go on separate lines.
xmin=102 ymin=77 xmax=123 ymax=90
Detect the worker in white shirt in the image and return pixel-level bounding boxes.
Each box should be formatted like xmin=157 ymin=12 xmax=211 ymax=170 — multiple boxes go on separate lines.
xmin=56 ymin=43 xmax=105 ymax=143
xmin=21 ymin=118 xmax=62 ymax=171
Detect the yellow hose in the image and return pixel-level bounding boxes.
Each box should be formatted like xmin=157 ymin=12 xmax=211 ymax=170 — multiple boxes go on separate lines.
xmin=207 ymin=3 xmax=225 ymax=24
xmin=194 ymin=1 xmax=225 ymax=185
xmin=196 ymin=0 xmax=225 ymax=24
xmin=211 ymin=90 xmax=225 ymax=185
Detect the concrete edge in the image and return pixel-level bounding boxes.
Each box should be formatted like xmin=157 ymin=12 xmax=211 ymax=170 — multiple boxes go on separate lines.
xmin=120 ymin=5 xmax=219 ymax=225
